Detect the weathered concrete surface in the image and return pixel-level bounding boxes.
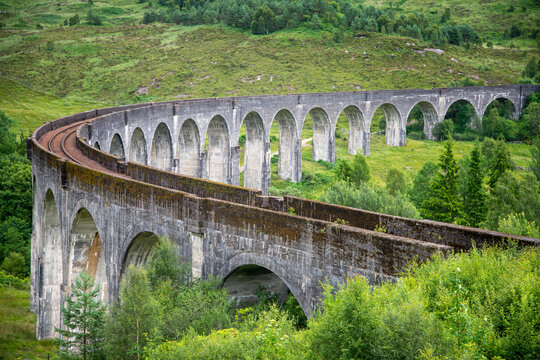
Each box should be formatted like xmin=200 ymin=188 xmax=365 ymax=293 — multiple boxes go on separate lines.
xmin=30 ymin=85 xmax=540 ymax=339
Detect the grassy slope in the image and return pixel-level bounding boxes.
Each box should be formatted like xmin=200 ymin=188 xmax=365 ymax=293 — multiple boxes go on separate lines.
xmin=0 ymin=287 xmax=56 ymax=359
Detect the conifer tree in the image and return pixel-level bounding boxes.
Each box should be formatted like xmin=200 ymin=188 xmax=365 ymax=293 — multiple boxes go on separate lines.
xmin=421 ymin=138 xmax=464 ymax=223
xmin=488 ymin=138 xmax=512 ymax=190
xmin=463 ymin=143 xmax=486 ymax=226
xmin=56 ymin=271 xmax=105 ymax=360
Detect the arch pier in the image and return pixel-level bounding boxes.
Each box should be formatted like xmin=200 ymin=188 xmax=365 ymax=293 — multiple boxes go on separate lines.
xmin=30 ymin=85 xmax=539 ymax=339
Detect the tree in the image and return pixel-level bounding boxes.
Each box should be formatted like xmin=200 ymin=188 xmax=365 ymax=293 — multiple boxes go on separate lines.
xmin=86 ymin=10 xmax=102 ymax=26
xmin=441 ymin=8 xmax=451 ymax=23
xmin=335 ymin=154 xmax=370 ymax=186
xmin=421 ymin=138 xmax=464 ymax=223
xmin=0 ymin=251 xmax=27 ymax=278
xmin=0 ymin=156 xmax=32 ymax=224
xmin=520 ymin=102 xmax=540 ymax=141
xmin=103 ymin=266 xmax=160 ymax=360
xmin=522 ymin=57 xmax=538 ymax=78
xmin=498 ymin=212 xmax=540 ymax=238
xmin=0 ymin=111 xmax=18 ymax=155
xmin=56 ymin=271 xmax=105 ymax=360
xmin=408 ymin=161 xmax=438 ymax=209
xmin=68 ymin=14 xmax=80 ymax=26
xmin=487 ymin=139 xmax=513 ymax=190
xmin=251 ymin=6 xmax=275 ymax=35
xmin=531 ymin=137 xmax=540 ymax=182
xmin=462 ymin=143 xmax=486 ymax=226
xmin=386 ymin=168 xmax=407 ymax=195
xmin=433 ymin=119 xmax=454 ymax=141
xmin=310 ymin=14 xmax=321 ymax=30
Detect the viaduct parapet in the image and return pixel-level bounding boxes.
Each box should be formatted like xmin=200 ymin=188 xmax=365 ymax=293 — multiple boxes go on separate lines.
xmin=30 ymin=85 xmax=539 ymax=339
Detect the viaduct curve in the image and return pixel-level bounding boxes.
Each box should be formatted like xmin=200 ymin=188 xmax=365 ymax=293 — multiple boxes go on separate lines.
xmin=29 ymin=85 xmax=539 ymax=339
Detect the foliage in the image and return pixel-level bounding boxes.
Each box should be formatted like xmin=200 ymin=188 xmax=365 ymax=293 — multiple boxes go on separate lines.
xmin=520 ymin=102 xmax=540 ymax=141
xmin=485 ymin=172 xmax=540 ymax=230
xmin=462 ymin=143 xmax=487 ymax=227
xmin=531 ymin=137 xmax=540 ymax=182
xmin=86 ymin=10 xmax=102 ymax=26
xmin=0 ymin=252 xmax=27 ymax=279
xmin=56 ymin=271 xmax=106 ymax=360
xmin=385 ymin=168 xmax=407 ymax=195
xmin=432 ymin=119 xmax=454 ymax=141
xmin=487 ymin=138 xmax=513 ymax=190
xmin=420 ymin=138 xmax=464 ymax=224
xmin=482 ymin=106 xmax=517 ymax=141
xmin=320 ymin=181 xmax=419 ymax=218
xmin=408 ymin=161 xmax=438 ymax=209
xmin=0 ymin=270 xmax=30 ymax=290
xmin=334 ymin=154 xmax=370 ymax=185
xmin=498 ymin=212 xmax=540 ymax=238
xmin=251 ymin=6 xmax=275 ymax=35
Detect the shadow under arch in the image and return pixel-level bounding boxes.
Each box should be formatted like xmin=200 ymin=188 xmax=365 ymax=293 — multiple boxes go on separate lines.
xmin=129 ymin=127 xmax=148 ymax=164
xmin=110 ymin=133 xmax=125 ymax=159
xmin=119 ymin=231 xmax=160 ymax=285
xmin=205 ymin=115 xmax=230 ymax=183
xmin=150 ymin=122 xmax=173 ymax=171
xmin=337 ymin=105 xmax=366 ymax=155
xmin=443 ymin=99 xmax=480 ymax=131
xmin=271 ymin=109 xmax=298 ymax=182
xmin=217 ymin=252 xmax=310 ymax=316
xmin=304 ymin=107 xmax=332 ymax=162
xmin=405 ymin=101 xmax=438 ymax=140
xmin=94 ymin=141 xmax=101 ymax=150
xmin=241 ymin=111 xmax=265 ymax=190
xmin=68 ymin=208 xmax=107 ymax=302
xmin=38 ymin=188 xmax=63 ymax=339
xmin=374 ymin=103 xmax=403 ymax=146
xmin=178 ymin=118 xmax=201 ymax=177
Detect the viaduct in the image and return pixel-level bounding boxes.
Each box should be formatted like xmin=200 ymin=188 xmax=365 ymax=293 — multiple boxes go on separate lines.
xmin=29 ymin=85 xmax=539 ymax=339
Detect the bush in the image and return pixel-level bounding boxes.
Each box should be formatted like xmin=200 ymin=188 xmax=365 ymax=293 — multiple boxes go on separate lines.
xmin=385 ymin=168 xmax=407 ymax=195
xmin=334 ymin=154 xmax=370 ymax=185
xmin=87 ymin=10 xmax=102 ymax=25
xmin=452 ymin=129 xmax=478 ymax=141
xmin=0 ymin=252 xmax=26 ymax=278
xmin=498 ymin=212 xmax=540 ymax=238
xmin=68 ymin=14 xmax=80 ymax=26
xmin=0 ymin=270 xmax=29 ymax=290
xmin=432 ymin=119 xmax=454 ymax=140
xmin=407 ymin=131 xmax=425 ymax=140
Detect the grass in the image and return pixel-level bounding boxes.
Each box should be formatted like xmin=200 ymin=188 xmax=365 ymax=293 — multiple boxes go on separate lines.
xmin=0 ymin=287 xmax=57 ymax=359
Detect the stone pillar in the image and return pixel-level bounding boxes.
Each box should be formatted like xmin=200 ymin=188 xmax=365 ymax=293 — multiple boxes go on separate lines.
xmin=262 ymin=140 xmax=271 ymax=195
xmin=190 ymin=232 xmax=205 ymax=279
xmin=363 ymin=131 xmax=371 ymax=156
xmin=230 ymin=145 xmax=240 ymax=186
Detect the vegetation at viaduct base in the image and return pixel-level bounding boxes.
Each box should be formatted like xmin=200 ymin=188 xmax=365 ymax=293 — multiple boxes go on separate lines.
xmin=0 ymin=0 xmax=539 ymax=358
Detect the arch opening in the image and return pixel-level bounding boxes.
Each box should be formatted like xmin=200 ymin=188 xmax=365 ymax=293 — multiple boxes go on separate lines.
xmin=304 ymin=108 xmax=332 ymax=162
xmin=39 ymin=189 xmax=63 ymax=339
xmin=240 ymin=112 xmax=265 ymax=190
xmin=150 ymin=123 xmax=173 ymax=171
xmin=110 ymin=133 xmax=125 ymax=159
xmin=68 ymin=208 xmax=107 ymax=302
xmin=443 ymin=99 xmax=479 ymax=136
xmin=205 ymin=115 xmax=230 ymax=183
xmin=375 ymin=103 xmax=403 ymax=146
xmin=222 ymin=264 xmax=304 ymax=317
xmin=406 ymin=102 xmax=438 ymax=140
xmin=272 ymin=109 xmax=298 ymax=181
xmin=481 ymin=98 xmax=519 ymax=140
xmin=178 ymin=119 xmax=201 ymax=177
xmin=120 ymin=231 xmax=159 ymax=283
xmin=129 ymin=127 xmax=148 ymax=164
xmin=338 ymin=106 xmax=365 ymax=155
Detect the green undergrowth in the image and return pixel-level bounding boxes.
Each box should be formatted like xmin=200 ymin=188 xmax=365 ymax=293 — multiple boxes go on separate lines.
xmin=0 ymin=287 xmax=57 ymax=359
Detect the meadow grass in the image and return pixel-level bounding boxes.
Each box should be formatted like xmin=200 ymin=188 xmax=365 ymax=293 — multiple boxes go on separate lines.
xmin=0 ymin=287 xmax=57 ymax=359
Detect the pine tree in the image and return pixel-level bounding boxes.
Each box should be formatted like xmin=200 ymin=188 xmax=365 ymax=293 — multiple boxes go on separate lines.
xmin=421 ymin=138 xmax=464 ymax=223
xmin=56 ymin=271 xmax=105 ymax=360
xmin=463 ymin=143 xmax=487 ymax=226
xmin=488 ymin=138 xmax=512 ymax=190
xmin=531 ymin=137 xmax=540 ymax=182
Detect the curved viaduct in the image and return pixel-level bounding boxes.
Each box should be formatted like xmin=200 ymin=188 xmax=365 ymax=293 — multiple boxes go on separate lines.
xmin=30 ymin=85 xmax=539 ymax=339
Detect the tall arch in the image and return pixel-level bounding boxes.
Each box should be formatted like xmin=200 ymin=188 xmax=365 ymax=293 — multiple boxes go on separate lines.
xmin=205 ymin=115 xmax=230 ymax=183
xmin=129 ymin=127 xmax=148 ymax=164
xmin=120 ymin=232 xmax=159 ymax=283
xmin=443 ymin=99 xmax=479 ymax=131
xmin=38 ymin=189 xmax=63 ymax=339
xmin=339 ymin=105 xmax=366 ymax=155
xmin=406 ymin=101 xmax=438 ymax=140
xmin=376 ymin=103 xmax=403 ymax=146
xmin=150 ymin=122 xmax=173 ymax=171
xmin=483 ymin=98 xmax=517 ymax=119
xmin=273 ymin=109 xmax=298 ymax=181
xmin=178 ymin=119 xmax=201 ymax=177
xmin=68 ymin=208 xmax=107 ymax=302
xmin=241 ymin=112 xmax=265 ymax=190
xmin=304 ymin=108 xmax=332 ymax=162
xmin=110 ymin=133 xmax=125 ymax=159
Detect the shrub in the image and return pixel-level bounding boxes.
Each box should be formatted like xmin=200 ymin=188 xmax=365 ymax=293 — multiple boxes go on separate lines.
xmin=433 ymin=119 xmax=454 ymax=140
xmin=498 ymin=212 xmax=540 ymax=238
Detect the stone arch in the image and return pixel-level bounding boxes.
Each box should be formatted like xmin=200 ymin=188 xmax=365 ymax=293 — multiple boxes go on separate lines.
xmin=94 ymin=141 xmax=101 ymax=150
xmin=217 ymin=252 xmax=309 ymax=316
xmin=120 ymin=231 xmax=159 ymax=284
xmin=38 ymin=189 xmax=63 ymax=339
xmin=241 ymin=112 xmax=265 ymax=190
xmin=337 ymin=105 xmax=366 ymax=155
xmin=406 ymin=101 xmax=438 ymax=140
xmin=443 ymin=99 xmax=480 ymax=131
xmin=205 ymin=115 xmax=230 ymax=183
xmin=178 ymin=119 xmax=201 ymax=177
xmin=304 ymin=107 xmax=332 ymax=162
xmin=272 ymin=109 xmax=298 ymax=182
xmin=68 ymin=208 xmax=107 ymax=302
xmin=375 ymin=103 xmax=403 ymax=146
xmin=150 ymin=122 xmax=173 ymax=171
xmin=109 ymin=133 xmax=125 ymax=159
xmin=129 ymin=127 xmax=148 ymax=164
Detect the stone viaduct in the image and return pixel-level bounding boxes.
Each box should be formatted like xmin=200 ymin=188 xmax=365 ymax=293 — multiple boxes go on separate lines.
xmin=29 ymin=85 xmax=539 ymax=339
